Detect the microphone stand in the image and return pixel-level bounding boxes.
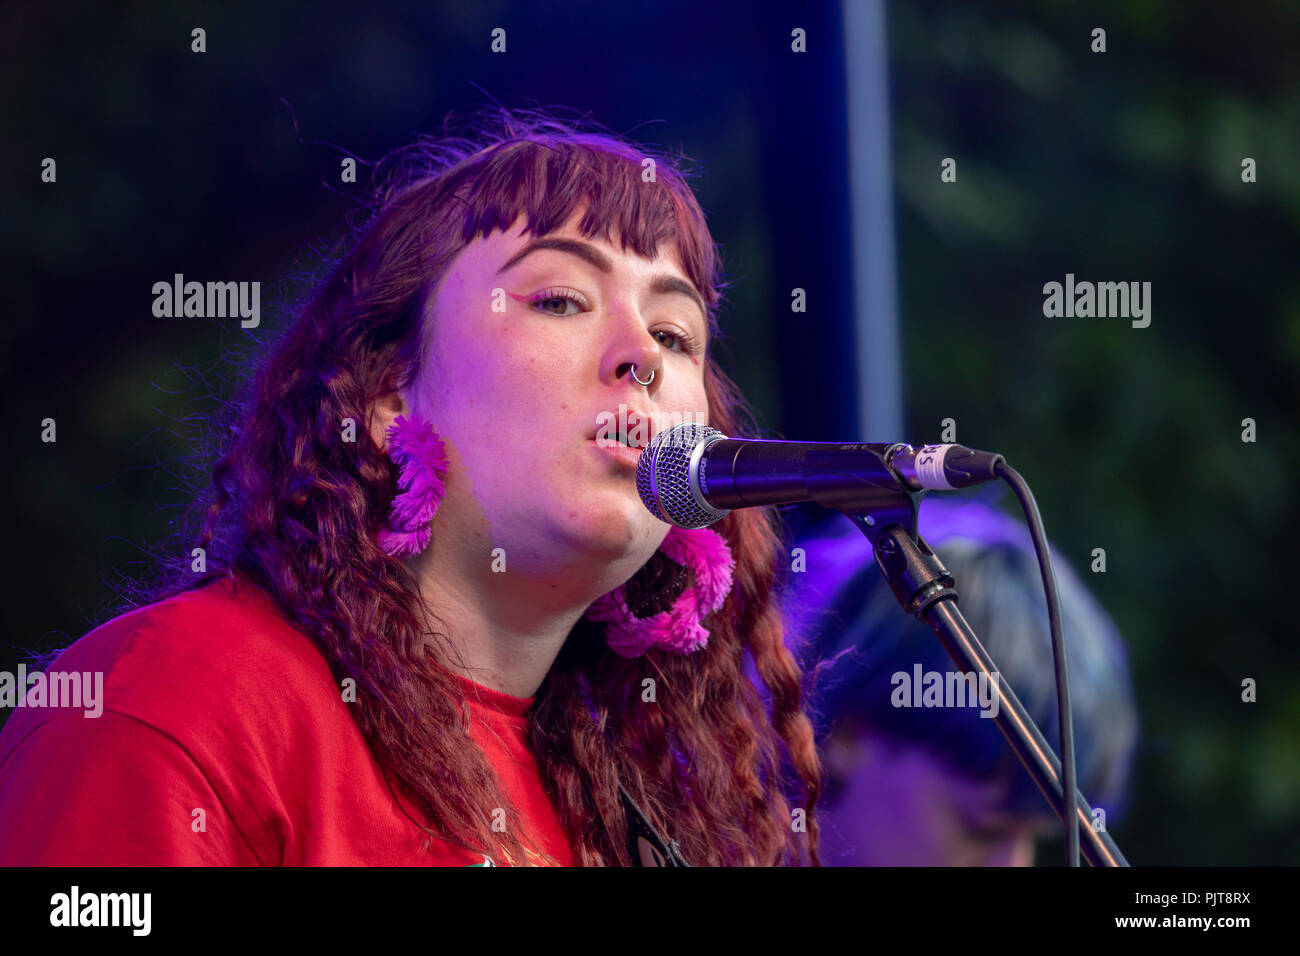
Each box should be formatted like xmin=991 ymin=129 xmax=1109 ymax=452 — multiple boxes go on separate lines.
xmin=807 ymin=459 xmax=1128 ymax=866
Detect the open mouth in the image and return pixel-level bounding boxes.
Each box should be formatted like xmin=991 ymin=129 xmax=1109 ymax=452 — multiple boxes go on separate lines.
xmin=592 ymin=432 xmax=641 ymax=450
xmin=590 ymin=408 xmax=654 ymax=449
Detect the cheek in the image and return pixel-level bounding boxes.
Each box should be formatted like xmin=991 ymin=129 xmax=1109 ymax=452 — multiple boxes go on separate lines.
xmin=426 ymin=309 xmax=527 ymax=406
xmin=426 ymin=322 xmax=578 ymax=465
xmin=664 ymin=375 xmax=710 ymax=429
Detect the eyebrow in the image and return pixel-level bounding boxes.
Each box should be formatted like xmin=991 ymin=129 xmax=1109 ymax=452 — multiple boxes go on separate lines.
xmin=496 ymin=237 xmax=709 ymax=329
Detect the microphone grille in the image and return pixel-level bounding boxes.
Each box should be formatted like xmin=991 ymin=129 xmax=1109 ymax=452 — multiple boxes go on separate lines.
xmin=636 ymin=422 xmax=727 ymax=529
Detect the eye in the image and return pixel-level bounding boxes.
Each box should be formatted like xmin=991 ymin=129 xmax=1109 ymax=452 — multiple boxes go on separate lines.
xmin=528 ymin=287 xmax=589 ymax=316
xmin=526 ymin=287 xmax=704 ymax=356
xmin=653 ymin=327 xmax=703 ymax=356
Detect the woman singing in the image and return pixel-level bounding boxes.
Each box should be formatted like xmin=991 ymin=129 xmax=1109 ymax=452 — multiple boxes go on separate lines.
xmin=0 ymin=107 xmax=823 ymax=866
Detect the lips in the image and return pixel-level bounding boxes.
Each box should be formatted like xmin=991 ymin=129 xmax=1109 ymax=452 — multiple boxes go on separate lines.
xmin=590 ymin=408 xmax=655 ymax=449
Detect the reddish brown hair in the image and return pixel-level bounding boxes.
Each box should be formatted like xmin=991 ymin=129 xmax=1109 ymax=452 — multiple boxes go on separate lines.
xmin=124 ymin=106 xmax=823 ymax=865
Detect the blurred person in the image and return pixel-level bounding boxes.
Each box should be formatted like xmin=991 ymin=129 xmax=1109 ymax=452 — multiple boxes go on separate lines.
xmin=783 ymin=497 xmax=1137 ymax=865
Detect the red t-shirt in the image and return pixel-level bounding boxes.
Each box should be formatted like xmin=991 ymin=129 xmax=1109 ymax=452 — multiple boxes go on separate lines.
xmin=0 ymin=575 xmax=577 ymax=866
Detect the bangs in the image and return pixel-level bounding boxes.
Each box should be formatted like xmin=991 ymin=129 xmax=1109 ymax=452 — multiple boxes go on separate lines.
xmin=432 ymin=134 xmax=725 ymax=334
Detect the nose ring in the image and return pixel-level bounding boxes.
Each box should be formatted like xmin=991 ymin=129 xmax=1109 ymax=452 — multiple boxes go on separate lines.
xmin=630 ymin=364 xmax=655 ymax=387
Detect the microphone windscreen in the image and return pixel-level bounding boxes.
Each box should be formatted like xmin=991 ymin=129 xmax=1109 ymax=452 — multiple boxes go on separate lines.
xmin=636 ymin=423 xmax=727 ymax=528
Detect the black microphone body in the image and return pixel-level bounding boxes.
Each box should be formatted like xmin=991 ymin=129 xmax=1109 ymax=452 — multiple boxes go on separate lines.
xmin=636 ymin=424 xmax=1004 ymax=528
xmin=699 ymin=439 xmax=907 ymax=512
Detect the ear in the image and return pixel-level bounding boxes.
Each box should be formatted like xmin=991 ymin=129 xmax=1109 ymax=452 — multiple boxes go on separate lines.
xmin=367 ymin=388 xmax=411 ymax=453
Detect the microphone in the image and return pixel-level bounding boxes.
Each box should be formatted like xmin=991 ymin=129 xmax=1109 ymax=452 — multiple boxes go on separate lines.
xmin=635 ymin=423 xmax=1004 ymax=528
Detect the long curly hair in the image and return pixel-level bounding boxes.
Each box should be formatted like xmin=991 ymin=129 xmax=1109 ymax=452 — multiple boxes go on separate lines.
xmin=104 ymin=106 xmax=823 ymax=866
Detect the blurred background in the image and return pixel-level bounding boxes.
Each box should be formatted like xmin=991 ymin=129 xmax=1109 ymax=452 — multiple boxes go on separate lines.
xmin=2 ymin=0 xmax=1296 ymax=864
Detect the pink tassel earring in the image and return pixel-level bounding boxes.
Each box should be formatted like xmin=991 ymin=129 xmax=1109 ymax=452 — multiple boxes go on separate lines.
xmin=378 ymin=413 xmax=450 ymax=557
xmin=585 ymin=525 xmax=737 ymax=658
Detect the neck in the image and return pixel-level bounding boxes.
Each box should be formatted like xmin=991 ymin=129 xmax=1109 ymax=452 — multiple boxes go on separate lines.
xmin=403 ymin=530 xmax=610 ymax=699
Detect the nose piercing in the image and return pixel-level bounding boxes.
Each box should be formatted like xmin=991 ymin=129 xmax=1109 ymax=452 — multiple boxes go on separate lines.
xmin=630 ymin=364 xmax=655 ymax=387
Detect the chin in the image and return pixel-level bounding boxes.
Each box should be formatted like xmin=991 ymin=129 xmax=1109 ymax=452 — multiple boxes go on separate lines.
xmin=552 ymin=500 xmax=634 ymax=546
